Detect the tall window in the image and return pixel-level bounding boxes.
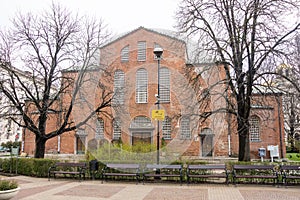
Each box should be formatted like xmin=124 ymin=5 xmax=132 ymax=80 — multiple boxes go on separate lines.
xmin=249 ymin=116 xmax=260 ymax=142
xmin=76 ymin=129 xmax=86 ymax=154
xmin=121 ymin=45 xmax=129 ymax=62
xmin=162 ymin=116 xmax=171 ymax=139
xmin=180 ymin=116 xmax=191 ymax=139
xmin=76 ymin=137 xmax=85 ymax=154
xmin=113 ymin=70 xmax=125 ymax=105
xmin=159 ymin=67 xmax=170 ymax=103
xmin=136 ymin=68 xmax=148 ymax=103
xmin=113 ymin=118 xmax=121 ymax=140
xmin=95 ymin=118 xmax=104 ymax=140
xmin=137 ymin=41 xmax=146 ymax=61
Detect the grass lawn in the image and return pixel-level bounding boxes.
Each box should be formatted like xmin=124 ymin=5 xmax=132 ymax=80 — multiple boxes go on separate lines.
xmin=286 ymin=153 xmax=300 ymax=161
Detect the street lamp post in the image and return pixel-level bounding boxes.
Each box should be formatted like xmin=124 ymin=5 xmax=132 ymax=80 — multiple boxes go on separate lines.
xmin=153 ymin=47 xmax=163 ymax=165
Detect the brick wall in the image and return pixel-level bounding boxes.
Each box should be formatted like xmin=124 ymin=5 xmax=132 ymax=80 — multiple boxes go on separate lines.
xmin=22 ymin=27 xmax=285 ymax=160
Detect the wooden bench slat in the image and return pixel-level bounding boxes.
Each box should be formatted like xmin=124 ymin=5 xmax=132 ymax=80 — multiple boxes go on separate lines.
xmin=189 ymin=174 xmax=227 ymax=178
xmin=145 ymin=164 xmax=182 ymax=169
xmin=187 ymin=164 xmax=228 ymax=184
xmin=102 ymin=163 xmax=140 ymax=184
xmin=48 ymin=162 xmax=87 ymax=181
xmin=144 ymin=174 xmax=181 ymax=177
xmin=232 ymin=165 xmax=278 ymax=185
xmin=143 ymin=164 xmax=183 ymax=185
xmin=280 ymin=165 xmax=300 ymax=186
xmin=106 ymin=164 xmax=140 ymax=168
xmin=51 ymin=171 xmax=81 ymax=174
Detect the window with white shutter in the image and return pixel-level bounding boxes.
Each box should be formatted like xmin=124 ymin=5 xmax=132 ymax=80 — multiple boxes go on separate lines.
xmin=137 ymin=41 xmax=146 ymax=61
xmin=113 ymin=70 xmax=125 ymax=105
xmin=136 ymin=68 xmax=148 ymax=103
xmin=162 ymin=116 xmax=171 ymax=139
xmin=121 ymin=45 xmax=129 ymax=62
xmin=250 ymin=116 xmax=260 ymax=142
xmin=159 ymin=67 xmax=170 ymax=103
xmin=180 ymin=116 xmax=191 ymax=139
xmin=113 ymin=118 xmax=121 ymax=140
xmin=95 ymin=118 xmax=104 ymax=140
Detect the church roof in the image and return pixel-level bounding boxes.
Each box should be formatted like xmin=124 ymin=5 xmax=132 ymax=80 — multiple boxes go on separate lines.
xmin=101 ymin=26 xmax=215 ymax=64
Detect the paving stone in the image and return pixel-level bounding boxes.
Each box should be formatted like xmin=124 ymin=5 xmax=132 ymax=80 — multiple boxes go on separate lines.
xmin=239 ymin=189 xmax=300 ymax=200
xmin=55 ymin=185 xmax=125 ymax=198
xmin=3 ymin=176 xmax=300 ymax=200
xmin=208 ymin=187 xmax=243 ymax=200
xmin=143 ymin=187 xmax=208 ymax=200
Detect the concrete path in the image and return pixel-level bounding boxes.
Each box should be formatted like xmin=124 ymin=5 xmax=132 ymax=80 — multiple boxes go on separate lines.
xmin=2 ymin=176 xmax=299 ymax=200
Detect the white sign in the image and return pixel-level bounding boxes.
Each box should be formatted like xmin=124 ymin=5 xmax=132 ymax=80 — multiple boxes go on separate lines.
xmin=11 ymin=147 xmax=19 ymax=156
xmin=267 ymin=145 xmax=274 ymax=151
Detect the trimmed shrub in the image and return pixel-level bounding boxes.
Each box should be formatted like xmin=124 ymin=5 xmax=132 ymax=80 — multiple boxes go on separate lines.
xmin=0 ymin=158 xmax=57 ymax=177
xmin=0 ymin=180 xmax=18 ymax=191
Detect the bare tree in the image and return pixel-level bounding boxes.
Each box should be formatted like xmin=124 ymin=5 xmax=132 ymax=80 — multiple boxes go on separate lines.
xmin=0 ymin=3 xmax=112 ymax=158
xmin=176 ymin=0 xmax=300 ymax=161
xmin=281 ymin=35 xmax=300 ymax=152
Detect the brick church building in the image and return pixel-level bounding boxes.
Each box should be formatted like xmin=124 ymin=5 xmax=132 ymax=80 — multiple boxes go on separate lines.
xmin=22 ymin=27 xmax=285 ymax=160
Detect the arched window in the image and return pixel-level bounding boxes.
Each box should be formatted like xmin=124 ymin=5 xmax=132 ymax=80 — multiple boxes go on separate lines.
xmin=159 ymin=67 xmax=170 ymax=103
xmin=180 ymin=116 xmax=191 ymax=139
xmin=162 ymin=116 xmax=171 ymax=139
xmin=95 ymin=118 xmax=104 ymax=140
xmin=249 ymin=115 xmax=260 ymax=142
xmin=136 ymin=68 xmax=148 ymax=103
xmin=130 ymin=116 xmax=152 ymax=128
xmin=121 ymin=45 xmax=129 ymax=62
xmin=137 ymin=41 xmax=146 ymax=61
xmin=113 ymin=118 xmax=121 ymax=140
xmin=113 ymin=70 xmax=125 ymax=105
xmin=130 ymin=116 xmax=153 ymax=145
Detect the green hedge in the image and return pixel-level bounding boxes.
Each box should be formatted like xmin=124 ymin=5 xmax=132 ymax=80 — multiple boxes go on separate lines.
xmin=0 ymin=157 xmax=299 ymax=183
xmin=0 ymin=158 xmax=57 ymax=177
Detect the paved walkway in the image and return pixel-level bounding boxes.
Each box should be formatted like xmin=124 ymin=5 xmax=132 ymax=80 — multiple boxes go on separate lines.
xmin=1 ymin=176 xmax=299 ymax=200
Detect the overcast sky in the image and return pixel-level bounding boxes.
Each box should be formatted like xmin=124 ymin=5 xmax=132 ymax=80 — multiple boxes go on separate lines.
xmin=1 ymin=0 xmax=180 ymax=34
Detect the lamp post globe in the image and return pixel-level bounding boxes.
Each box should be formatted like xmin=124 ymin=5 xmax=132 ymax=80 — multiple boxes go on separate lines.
xmin=153 ymin=47 xmax=163 ymax=58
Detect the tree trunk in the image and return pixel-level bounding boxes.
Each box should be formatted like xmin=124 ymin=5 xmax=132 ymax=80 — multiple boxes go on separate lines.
xmin=34 ymin=135 xmax=47 ymax=158
xmin=290 ymin=126 xmax=295 ymax=152
xmin=238 ymin=121 xmax=250 ymax=161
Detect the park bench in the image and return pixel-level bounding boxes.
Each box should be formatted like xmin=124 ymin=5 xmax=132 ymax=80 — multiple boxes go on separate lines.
xmin=142 ymin=164 xmax=183 ymax=185
xmin=187 ymin=164 xmax=229 ymax=184
xmin=48 ymin=162 xmax=87 ymax=181
xmin=232 ymin=164 xmax=278 ymax=185
xmin=280 ymin=165 xmax=300 ymax=186
xmin=101 ymin=163 xmax=140 ymax=184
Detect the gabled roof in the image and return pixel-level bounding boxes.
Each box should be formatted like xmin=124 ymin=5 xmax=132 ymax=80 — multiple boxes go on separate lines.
xmin=100 ymin=26 xmax=185 ymax=49
xmin=101 ymin=26 xmax=215 ymax=64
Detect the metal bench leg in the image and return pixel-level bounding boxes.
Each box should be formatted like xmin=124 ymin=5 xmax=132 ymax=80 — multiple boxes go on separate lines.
xmin=284 ymin=178 xmax=287 ymax=188
xmin=101 ymin=174 xmax=106 ymax=184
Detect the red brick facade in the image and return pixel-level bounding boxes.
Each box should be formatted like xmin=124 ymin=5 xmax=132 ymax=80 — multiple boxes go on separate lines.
xmin=23 ymin=27 xmax=285 ymax=159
